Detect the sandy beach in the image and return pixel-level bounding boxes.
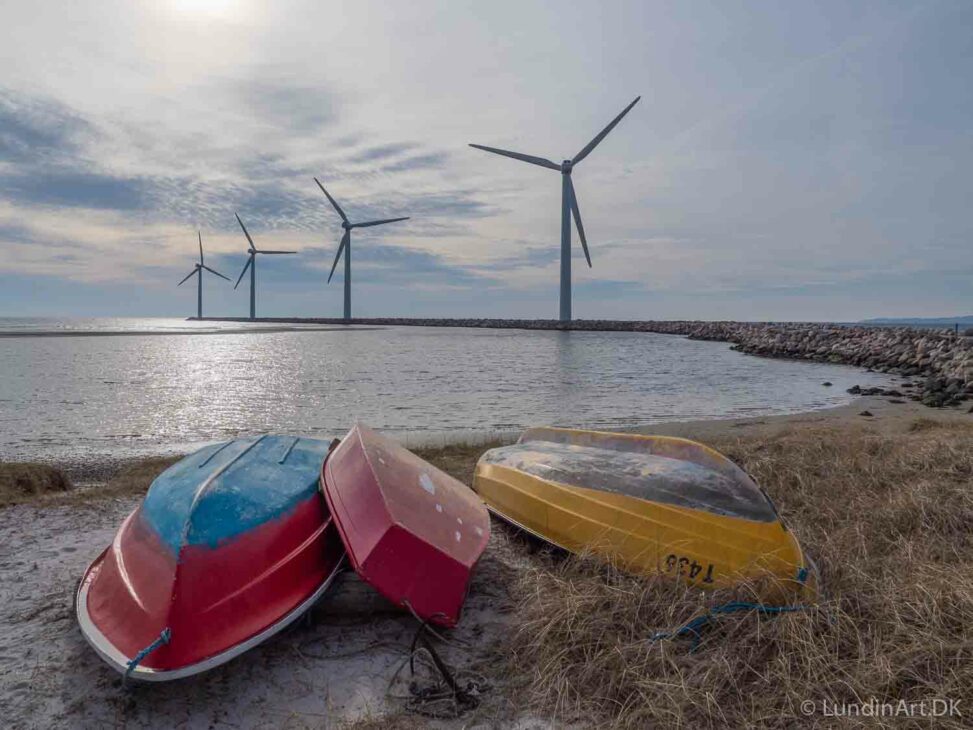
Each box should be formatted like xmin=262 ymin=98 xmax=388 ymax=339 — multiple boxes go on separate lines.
xmin=2 ymin=394 xmax=970 ymax=728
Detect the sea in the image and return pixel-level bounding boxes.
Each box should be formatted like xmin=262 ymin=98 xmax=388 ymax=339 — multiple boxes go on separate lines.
xmin=0 ymin=317 xmax=891 ymax=463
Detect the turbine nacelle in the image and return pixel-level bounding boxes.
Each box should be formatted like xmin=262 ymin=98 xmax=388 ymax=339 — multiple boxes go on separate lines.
xmin=561 ymin=160 xmax=573 ymax=173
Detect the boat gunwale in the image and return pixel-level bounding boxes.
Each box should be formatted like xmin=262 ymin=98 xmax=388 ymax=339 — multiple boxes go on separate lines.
xmin=75 ymin=550 xmax=345 ymax=682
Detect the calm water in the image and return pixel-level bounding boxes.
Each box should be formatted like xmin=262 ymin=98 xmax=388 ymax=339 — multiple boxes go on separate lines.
xmin=0 ymin=318 xmax=889 ymax=462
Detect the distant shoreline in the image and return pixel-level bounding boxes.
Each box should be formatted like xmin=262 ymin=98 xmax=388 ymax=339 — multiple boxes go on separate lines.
xmin=0 ymin=325 xmax=382 ymax=338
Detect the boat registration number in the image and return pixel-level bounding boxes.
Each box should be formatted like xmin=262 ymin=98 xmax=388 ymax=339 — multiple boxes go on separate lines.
xmin=665 ymin=554 xmax=715 ymax=584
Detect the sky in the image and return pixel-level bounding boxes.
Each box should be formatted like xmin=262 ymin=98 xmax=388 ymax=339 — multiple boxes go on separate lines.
xmin=0 ymin=0 xmax=970 ymax=321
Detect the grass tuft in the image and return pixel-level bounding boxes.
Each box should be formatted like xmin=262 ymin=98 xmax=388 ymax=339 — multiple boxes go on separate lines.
xmin=98 ymin=456 xmax=182 ymax=500
xmin=0 ymin=462 xmax=72 ymax=506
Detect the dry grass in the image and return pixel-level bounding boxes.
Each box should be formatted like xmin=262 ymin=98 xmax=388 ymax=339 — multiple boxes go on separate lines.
xmin=94 ymin=456 xmax=182 ymax=501
xmin=502 ymin=420 xmax=973 ymax=728
xmin=0 ymin=462 xmax=72 ymax=506
xmin=413 ymin=441 xmax=503 ymax=486
xmin=44 ymin=455 xmax=182 ymax=506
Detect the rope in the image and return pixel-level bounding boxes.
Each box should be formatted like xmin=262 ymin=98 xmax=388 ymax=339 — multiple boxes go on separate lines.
xmin=650 ymin=601 xmax=809 ymax=652
xmin=124 ymin=627 xmax=171 ymax=682
xmin=386 ymin=616 xmax=489 ymax=719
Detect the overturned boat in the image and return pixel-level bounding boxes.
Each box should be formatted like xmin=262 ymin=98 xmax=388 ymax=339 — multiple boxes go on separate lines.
xmin=76 ymin=435 xmax=345 ymax=681
xmin=474 ymin=427 xmax=815 ymax=599
xmin=321 ymin=424 xmax=490 ymax=627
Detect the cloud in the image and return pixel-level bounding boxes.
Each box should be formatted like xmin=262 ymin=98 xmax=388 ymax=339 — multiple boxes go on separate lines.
xmin=219 ymin=75 xmax=340 ymax=136
xmin=302 ymin=241 xmax=499 ymax=288
xmin=0 ymin=169 xmax=147 ymax=210
xmin=347 ymin=142 xmax=415 ymax=163
xmin=0 ymin=89 xmax=92 ymax=164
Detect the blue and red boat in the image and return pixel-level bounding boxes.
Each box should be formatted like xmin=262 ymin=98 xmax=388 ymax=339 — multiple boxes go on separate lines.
xmin=76 ymin=435 xmax=345 ymax=681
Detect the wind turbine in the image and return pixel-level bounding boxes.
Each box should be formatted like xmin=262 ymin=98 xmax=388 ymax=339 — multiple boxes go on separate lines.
xmin=177 ymin=231 xmax=230 ymax=319
xmin=470 ymin=96 xmax=640 ymax=322
xmin=314 ymin=178 xmax=409 ymax=321
xmin=232 ymin=213 xmax=297 ymax=320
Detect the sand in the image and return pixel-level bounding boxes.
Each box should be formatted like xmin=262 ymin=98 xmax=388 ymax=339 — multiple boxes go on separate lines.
xmin=2 ymin=393 xmax=970 ymax=729
xmin=0 ymin=494 xmax=536 ymax=729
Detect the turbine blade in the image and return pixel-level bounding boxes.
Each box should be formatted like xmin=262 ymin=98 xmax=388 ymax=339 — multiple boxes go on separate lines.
xmin=234 ymin=255 xmax=252 ymax=289
xmin=327 ymin=230 xmax=349 ymax=283
xmin=314 ymin=178 xmax=349 ymax=223
xmin=572 ymin=96 xmax=641 ymax=165
xmin=198 ymin=231 xmax=204 ymax=264
xmin=203 ymin=265 xmax=231 ymax=281
xmin=258 ymin=250 xmax=297 ymax=254
xmin=468 ymin=144 xmax=560 ymax=170
xmin=567 ymin=176 xmax=592 ymax=268
xmin=354 ymin=216 xmax=409 ymax=228
xmin=177 ymin=269 xmax=198 ymax=286
xmin=235 ymin=213 xmax=257 ymax=251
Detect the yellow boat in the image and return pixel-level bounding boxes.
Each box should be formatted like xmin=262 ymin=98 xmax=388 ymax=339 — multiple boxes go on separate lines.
xmin=473 ymin=427 xmax=816 ymax=601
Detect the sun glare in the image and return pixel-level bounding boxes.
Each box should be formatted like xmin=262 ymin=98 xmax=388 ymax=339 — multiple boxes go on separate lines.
xmin=167 ymin=0 xmax=242 ymax=20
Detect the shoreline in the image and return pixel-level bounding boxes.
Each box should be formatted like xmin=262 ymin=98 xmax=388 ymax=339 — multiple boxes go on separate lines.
xmin=0 ymin=325 xmax=381 ymax=338
xmin=12 ymin=390 xmax=969 ymax=489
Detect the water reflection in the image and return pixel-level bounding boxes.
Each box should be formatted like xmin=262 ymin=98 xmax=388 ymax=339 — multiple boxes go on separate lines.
xmin=0 ymin=325 xmax=892 ymax=461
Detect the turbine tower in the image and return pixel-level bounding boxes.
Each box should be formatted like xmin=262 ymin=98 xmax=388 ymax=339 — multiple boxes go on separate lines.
xmin=232 ymin=213 xmax=297 ymax=321
xmin=470 ymin=96 xmax=640 ymax=322
xmin=177 ymin=231 xmax=230 ymax=319
xmin=314 ymin=177 xmax=409 ymax=321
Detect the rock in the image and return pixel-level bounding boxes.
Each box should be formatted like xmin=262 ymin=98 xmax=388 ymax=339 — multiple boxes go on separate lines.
xmin=888 ymin=399 xmax=905 ymax=404
xmin=847 ymin=385 xmax=862 ymax=395
xmin=922 ymin=393 xmax=948 ymax=408
xmin=859 ymin=410 xmax=874 ymax=417
xmin=822 ymin=381 xmax=833 ymax=387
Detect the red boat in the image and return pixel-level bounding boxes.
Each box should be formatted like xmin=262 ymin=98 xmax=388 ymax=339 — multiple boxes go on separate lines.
xmin=321 ymin=424 xmax=490 ymax=627
xmin=76 ymin=436 xmax=345 ymax=681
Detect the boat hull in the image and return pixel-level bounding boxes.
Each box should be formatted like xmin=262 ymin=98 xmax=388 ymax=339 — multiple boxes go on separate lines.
xmin=321 ymin=424 xmax=490 ymax=627
xmin=76 ymin=435 xmax=346 ymax=680
xmin=474 ymin=428 xmax=815 ymax=600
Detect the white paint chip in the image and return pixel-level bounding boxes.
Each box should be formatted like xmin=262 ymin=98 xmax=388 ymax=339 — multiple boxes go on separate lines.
xmin=435 ymin=504 xmax=443 ymax=513
xmin=454 ymin=531 xmax=462 ymax=542
xmin=419 ymin=473 xmax=436 ymax=495
xmin=456 ymin=517 xmax=463 ymax=525
xmin=474 ymin=526 xmax=484 ymax=537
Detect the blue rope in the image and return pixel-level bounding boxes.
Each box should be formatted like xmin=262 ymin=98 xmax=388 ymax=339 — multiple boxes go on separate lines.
xmin=650 ymin=602 xmax=809 ymax=652
xmin=124 ymin=627 xmax=171 ymax=680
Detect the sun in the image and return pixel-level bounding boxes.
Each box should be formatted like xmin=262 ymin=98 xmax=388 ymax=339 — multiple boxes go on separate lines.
xmin=167 ymin=0 xmax=242 ymax=20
